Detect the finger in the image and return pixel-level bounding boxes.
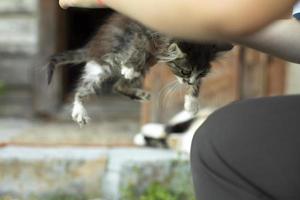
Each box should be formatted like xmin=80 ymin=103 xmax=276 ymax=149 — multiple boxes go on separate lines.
xmin=59 ymin=0 xmax=68 ymax=9
xmin=59 ymin=0 xmax=101 ymax=8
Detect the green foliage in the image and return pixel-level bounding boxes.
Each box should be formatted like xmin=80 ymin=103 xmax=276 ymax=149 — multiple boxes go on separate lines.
xmin=122 ymin=182 xmax=138 ymax=200
xmin=26 ymin=190 xmax=88 ymax=200
xmin=140 ymin=182 xmax=177 ymax=200
xmin=122 ymin=182 xmax=177 ymax=200
xmin=122 ymin=181 xmax=195 ymax=200
xmin=0 ymin=192 xmax=88 ymax=200
xmin=0 ymin=81 xmax=5 ymax=95
xmin=0 ymin=197 xmax=13 ymax=200
xmin=40 ymin=193 xmax=86 ymax=200
xmin=121 ymin=159 xmax=196 ymax=200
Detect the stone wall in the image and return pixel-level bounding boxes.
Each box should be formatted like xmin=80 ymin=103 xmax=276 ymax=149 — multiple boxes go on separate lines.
xmin=0 ymin=147 xmax=194 ymax=200
xmin=0 ymin=0 xmax=39 ymax=116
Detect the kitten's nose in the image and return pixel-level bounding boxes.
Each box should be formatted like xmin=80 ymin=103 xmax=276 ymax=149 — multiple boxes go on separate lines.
xmin=183 ymin=79 xmax=190 ymax=85
xmin=187 ymin=80 xmax=194 ymax=85
xmin=187 ymin=78 xmax=196 ymax=85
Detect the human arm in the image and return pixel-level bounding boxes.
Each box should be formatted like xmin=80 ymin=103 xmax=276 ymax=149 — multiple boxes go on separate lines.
xmin=59 ymin=0 xmax=300 ymax=63
xmin=59 ymin=0 xmax=101 ymax=8
xmin=59 ymin=0 xmax=297 ymax=41
xmin=233 ymin=19 xmax=300 ymax=64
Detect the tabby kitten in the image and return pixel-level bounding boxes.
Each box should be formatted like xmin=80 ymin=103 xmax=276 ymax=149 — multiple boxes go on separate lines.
xmin=47 ymin=13 xmax=233 ymax=126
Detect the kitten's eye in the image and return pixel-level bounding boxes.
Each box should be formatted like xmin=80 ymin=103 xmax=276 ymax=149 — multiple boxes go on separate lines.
xmin=181 ymin=69 xmax=190 ymax=76
xmin=196 ymin=69 xmax=209 ymax=79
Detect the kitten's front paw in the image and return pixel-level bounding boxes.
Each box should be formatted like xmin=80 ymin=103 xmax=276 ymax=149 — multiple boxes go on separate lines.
xmin=121 ymin=66 xmax=140 ymax=80
xmin=184 ymin=95 xmax=199 ymax=115
xmin=72 ymin=102 xmax=90 ymax=127
xmin=136 ymin=91 xmax=151 ymax=101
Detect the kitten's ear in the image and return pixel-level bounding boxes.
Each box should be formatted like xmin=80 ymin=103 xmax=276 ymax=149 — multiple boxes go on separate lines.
xmin=168 ymin=43 xmax=185 ymax=59
xmin=158 ymin=43 xmax=185 ymax=62
xmin=213 ymin=43 xmax=234 ymax=52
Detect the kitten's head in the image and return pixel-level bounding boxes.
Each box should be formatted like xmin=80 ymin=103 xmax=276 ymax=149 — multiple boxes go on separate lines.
xmin=165 ymin=42 xmax=233 ymax=85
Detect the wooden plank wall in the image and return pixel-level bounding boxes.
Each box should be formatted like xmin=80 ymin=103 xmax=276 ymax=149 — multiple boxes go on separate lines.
xmin=32 ymin=1 xmax=66 ymax=116
xmin=0 ymin=0 xmax=38 ymax=117
xmin=239 ymin=48 xmax=286 ymax=98
xmin=0 ymin=0 xmax=67 ymax=117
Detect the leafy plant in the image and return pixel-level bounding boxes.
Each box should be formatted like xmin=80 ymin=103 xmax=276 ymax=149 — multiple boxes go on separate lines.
xmin=122 ymin=181 xmax=195 ymax=200
xmin=0 ymin=81 xmax=5 ymax=95
xmin=26 ymin=191 xmax=88 ymax=200
xmin=122 ymin=182 xmax=138 ymax=200
xmin=121 ymin=159 xmax=196 ymax=200
xmin=140 ymin=182 xmax=177 ymax=200
xmin=40 ymin=193 xmax=86 ymax=200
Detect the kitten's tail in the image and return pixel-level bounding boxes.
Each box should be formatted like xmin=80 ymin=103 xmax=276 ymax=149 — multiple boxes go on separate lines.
xmin=46 ymin=49 xmax=88 ymax=84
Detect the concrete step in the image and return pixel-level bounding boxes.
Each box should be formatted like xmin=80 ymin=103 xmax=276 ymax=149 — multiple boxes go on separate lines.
xmin=0 ymin=146 xmax=107 ymax=200
xmin=0 ymin=146 xmax=193 ymax=200
xmin=0 ymin=118 xmax=139 ymax=147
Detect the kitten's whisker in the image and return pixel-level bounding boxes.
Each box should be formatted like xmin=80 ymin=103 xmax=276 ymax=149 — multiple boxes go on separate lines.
xmin=161 ymin=80 xmax=179 ymax=110
xmin=159 ymin=83 xmax=174 ymax=111
xmin=156 ymin=80 xmax=178 ymax=111
xmin=179 ymin=84 xmax=185 ymax=97
xmin=155 ymin=81 xmax=174 ymax=108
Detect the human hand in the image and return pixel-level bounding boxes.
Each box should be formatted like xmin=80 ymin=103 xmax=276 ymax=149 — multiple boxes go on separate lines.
xmin=59 ymin=0 xmax=105 ymax=9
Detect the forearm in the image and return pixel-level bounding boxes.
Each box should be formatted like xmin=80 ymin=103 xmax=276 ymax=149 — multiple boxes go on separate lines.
xmin=105 ymin=0 xmax=219 ymax=40
xmin=105 ymin=0 xmax=296 ymax=41
xmin=59 ymin=0 xmax=222 ymax=40
xmin=234 ymin=19 xmax=300 ymax=64
xmin=60 ymin=0 xmax=297 ymax=41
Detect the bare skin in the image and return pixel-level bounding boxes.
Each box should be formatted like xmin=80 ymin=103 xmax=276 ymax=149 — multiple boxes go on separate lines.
xmin=236 ymin=19 xmax=300 ymax=64
xmin=59 ymin=0 xmax=300 ymax=63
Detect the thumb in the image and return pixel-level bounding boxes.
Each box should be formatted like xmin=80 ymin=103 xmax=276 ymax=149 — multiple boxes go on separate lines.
xmin=59 ymin=0 xmax=69 ymax=9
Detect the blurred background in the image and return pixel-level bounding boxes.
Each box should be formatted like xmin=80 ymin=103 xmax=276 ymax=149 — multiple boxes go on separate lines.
xmin=0 ymin=1 xmax=299 ymax=200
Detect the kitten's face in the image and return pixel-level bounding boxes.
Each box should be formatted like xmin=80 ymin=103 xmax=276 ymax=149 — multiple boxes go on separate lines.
xmin=168 ymin=57 xmax=204 ymax=85
xmin=168 ymin=42 xmax=233 ymax=85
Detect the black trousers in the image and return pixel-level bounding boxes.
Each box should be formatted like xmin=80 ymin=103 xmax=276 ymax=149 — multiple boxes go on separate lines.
xmin=191 ymin=96 xmax=300 ymax=200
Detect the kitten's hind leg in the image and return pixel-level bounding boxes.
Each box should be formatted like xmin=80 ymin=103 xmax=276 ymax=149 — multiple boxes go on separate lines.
xmin=113 ymin=78 xmax=151 ymax=101
xmin=72 ymin=61 xmax=111 ymax=126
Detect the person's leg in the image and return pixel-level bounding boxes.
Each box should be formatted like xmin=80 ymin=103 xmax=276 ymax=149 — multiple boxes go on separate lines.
xmin=191 ymin=95 xmax=300 ymax=200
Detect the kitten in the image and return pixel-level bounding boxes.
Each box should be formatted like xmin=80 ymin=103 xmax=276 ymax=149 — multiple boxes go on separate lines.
xmin=47 ymin=13 xmax=233 ymax=126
